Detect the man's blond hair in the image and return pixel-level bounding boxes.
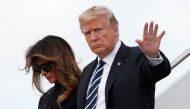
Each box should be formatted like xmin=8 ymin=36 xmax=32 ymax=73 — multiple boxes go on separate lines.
xmin=79 ymin=5 xmax=118 ymax=28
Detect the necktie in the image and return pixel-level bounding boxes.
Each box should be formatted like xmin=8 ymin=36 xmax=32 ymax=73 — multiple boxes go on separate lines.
xmin=85 ymin=60 xmax=105 ymax=109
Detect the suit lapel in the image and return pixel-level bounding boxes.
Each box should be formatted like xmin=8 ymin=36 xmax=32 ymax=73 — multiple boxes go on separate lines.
xmin=105 ymin=43 xmax=129 ymax=104
xmin=79 ymin=58 xmax=98 ymax=109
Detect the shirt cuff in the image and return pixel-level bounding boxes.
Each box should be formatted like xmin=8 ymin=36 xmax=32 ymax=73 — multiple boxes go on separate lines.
xmin=146 ymin=52 xmax=163 ymax=66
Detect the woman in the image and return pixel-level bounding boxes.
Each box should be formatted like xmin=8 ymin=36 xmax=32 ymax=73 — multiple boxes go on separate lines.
xmin=24 ymin=35 xmax=81 ymax=109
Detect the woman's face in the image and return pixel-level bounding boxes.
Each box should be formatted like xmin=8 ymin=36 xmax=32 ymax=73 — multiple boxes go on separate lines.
xmin=33 ymin=58 xmax=58 ymax=84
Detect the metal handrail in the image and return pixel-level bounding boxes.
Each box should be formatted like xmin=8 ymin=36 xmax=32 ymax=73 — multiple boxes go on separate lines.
xmin=171 ymin=48 xmax=190 ymax=69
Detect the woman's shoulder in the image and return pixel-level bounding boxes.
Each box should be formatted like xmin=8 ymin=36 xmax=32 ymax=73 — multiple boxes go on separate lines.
xmin=38 ymin=87 xmax=55 ymax=109
xmin=39 ymin=86 xmax=55 ymax=103
xmin=61 ymin=89 xmax=78 ymax=109
xmin=42 ymin=87 xmax=55 ymax=97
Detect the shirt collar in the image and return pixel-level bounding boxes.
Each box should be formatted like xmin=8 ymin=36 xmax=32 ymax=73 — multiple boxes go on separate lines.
xmin=98 ymin=40 xmax=121 ymax=66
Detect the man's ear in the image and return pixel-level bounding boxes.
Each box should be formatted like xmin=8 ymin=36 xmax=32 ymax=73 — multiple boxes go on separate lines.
xmin=113 ymin=25 xmax=119 ymax=37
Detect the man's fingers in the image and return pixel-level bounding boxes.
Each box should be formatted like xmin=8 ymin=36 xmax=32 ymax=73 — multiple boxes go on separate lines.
xmin=143 ymin=22 xmax=148 ymax=37
xmin=135 ymin=39 xmax=143 ymax=47
xmin=158 ymin=31 xmax=166 ymax=39
xmin=149 ymin=21 xmax=154 ymax=34
xmin=153 ymin=24 xmax=158 ymax=35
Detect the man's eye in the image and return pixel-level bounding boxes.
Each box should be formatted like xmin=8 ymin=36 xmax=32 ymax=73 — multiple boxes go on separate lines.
xmin=94 ymin=28 xmax=103 ymax=34
xmin=95 ymin=28 xmax=102 ymax=33
xmin=84 ymin=31 xmax=90 ymax=35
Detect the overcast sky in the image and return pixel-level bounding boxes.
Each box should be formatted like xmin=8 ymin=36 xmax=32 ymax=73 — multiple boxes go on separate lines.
xmin=0 ymin=0 xmax=189 ymax=109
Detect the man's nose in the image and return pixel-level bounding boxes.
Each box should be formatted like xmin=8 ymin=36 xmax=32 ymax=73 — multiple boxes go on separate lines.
xmin=90 ymin=31 xmax=98 ymax=41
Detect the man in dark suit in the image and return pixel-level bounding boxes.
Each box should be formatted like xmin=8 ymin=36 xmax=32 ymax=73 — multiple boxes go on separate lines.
xmin=77 ymin=5 xmax=171 ymax=109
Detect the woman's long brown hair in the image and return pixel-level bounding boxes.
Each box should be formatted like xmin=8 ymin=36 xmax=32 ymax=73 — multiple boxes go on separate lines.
xmin=24 ymin=35 xmax=81 ymax=108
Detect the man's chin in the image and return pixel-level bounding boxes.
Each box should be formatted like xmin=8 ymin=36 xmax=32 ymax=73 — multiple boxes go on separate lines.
xmin=93 ymin=50 xmax=107 ymax=58
xmin=93 ymin=49 xmax=103 ymax=55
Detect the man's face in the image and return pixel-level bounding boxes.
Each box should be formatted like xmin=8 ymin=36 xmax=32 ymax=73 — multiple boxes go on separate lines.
xmin=81 ymin=16 xmax=119 ymax=58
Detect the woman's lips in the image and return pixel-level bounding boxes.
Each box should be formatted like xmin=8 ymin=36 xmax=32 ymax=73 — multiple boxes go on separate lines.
xmin=46 ymin=76 xmax=52 ymax=80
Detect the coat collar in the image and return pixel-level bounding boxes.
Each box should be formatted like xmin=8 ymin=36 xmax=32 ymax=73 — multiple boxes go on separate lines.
xmin=105 ymin=42 xmax=130 ymax=104
xmin=78 ymin=58 xmax=98 ymax=109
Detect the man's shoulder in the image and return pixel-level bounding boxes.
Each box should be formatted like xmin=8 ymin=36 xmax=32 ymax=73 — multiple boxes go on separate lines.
xmin=128 ymin=46 xmax=141 ymax=53
xmin=83 ymin=59 xmax=97 ymax=71
xmin=120 ymin=43 xmax=142 ymax=56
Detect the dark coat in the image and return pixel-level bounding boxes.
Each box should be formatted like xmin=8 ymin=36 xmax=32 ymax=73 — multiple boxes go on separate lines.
xmin=38 ymin=84 xmax=77 ymax=109
xmin=77 ymin=43 xmax=171 ymax=109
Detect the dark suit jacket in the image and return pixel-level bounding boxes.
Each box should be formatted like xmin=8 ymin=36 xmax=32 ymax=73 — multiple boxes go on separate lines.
xmin=77 ymin=42 xmax=171 ymax=109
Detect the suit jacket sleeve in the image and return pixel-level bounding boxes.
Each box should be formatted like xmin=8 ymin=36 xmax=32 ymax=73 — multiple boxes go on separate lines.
xmin=139 ymin=50 xmax=171 ymax=83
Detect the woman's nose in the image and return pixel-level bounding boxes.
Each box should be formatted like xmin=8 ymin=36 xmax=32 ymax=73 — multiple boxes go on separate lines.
xmin=40 ymin=70 xmax=47 ymax=75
